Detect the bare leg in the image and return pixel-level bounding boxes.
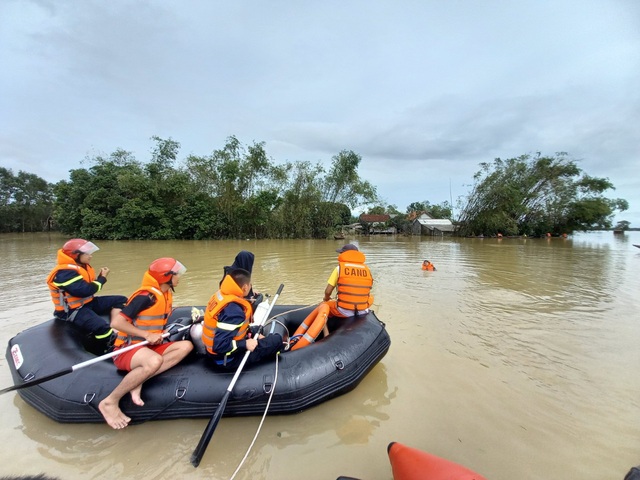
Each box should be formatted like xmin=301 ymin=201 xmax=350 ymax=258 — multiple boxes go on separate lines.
xmin=110 ymin=308 xmax=122 ymax=323
xmin=98 ymin=341 xmax=193 ymax=429
xmin=130 ymin=385 xmax=144 ymax=406
xmin=129 ymin=341 xmax=192 ymax=406
xmin=151 ymin=340 xmax=193 ymax=373
xmin=98 ymin=348 xmax=163 ymax=429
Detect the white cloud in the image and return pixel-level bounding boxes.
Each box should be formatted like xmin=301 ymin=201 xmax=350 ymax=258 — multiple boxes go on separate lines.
xmin=1 ymin=0 xmax=639 ymax=224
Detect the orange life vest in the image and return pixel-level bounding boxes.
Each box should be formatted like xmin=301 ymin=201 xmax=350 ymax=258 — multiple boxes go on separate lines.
xmin=202 ymin=274 xmax=252 ymax=356
xmin=46 ymin=249 xmax=99 ymax=315
xmin=114 ymin=271 xmax=172 ymax=348
xmin=422 ymin=262 xmax=435 ymax=271
xmin=336 ymin=250 xmax=374 ymax=312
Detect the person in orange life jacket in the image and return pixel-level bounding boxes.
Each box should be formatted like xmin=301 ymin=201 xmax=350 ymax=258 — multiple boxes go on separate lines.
xmin=189 ymin=251 xmax=265 ymax=356
xmin=202 ymin=268 xmax=282 ymax=370
xmin=290 ymin=244 xmax=374 ymax=350
xmin=322 ymin=244 xmax=374 ymax=317
xmin=46 ymin=238 xmax=127 ymax=355
xmin=422 ymin=260 xmax=436 ymax=271
xmin=98 ymin=258 xmax=193 ymax=430
xmin=220 ymin=250 xmax=263 ymax=312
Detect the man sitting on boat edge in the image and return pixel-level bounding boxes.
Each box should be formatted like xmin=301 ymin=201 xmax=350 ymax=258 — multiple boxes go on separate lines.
xmin=290 ymin=243 xmax=374 ymax=350
xmin=98 ymin=258 xmax=193 ymax=429
xmin=46 ymin=238 xmax=127 ymax=355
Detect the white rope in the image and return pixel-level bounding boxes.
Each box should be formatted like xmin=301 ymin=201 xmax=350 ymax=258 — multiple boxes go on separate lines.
xmin=228 ymin=351 xmax=280 ymax=480
xmin=268 ymin=302 xmax=319 ymax=321
xmin=228 ymin=304 xmax=317 ymax=479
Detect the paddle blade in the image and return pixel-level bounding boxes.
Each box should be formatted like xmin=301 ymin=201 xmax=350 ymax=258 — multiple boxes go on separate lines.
xmin=191 ymin=390 xmax=230 ymax=467
xmin=0 ymin=367 xmax=73 ymax=395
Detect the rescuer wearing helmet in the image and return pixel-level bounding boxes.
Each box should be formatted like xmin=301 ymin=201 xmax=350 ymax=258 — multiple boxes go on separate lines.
xmin=46 ymin=238 xmax=127 ymax=355
xmin=98 ymin=257 xmax=193 ymax=429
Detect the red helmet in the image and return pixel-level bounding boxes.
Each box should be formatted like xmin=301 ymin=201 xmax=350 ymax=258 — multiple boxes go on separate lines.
xmin=62 ymin=239 xmax=99 ymax=257
xmin=148 ymin=257 xmax=187 ymax=284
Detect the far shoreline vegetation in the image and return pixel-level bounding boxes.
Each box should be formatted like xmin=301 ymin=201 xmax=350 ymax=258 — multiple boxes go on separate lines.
xmin=0 ymin=136 xmax=631 ymax=239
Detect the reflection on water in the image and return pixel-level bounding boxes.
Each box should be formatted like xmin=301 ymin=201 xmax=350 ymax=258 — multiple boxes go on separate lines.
xmin=13 ymin=359 xmax=393 ymax=479
xmin=1 ymin=232 xmax=640 ymax=479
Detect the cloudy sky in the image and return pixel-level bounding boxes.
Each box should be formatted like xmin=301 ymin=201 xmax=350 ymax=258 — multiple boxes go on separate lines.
xmin=2 ymin=1 xmax=639 ymax=225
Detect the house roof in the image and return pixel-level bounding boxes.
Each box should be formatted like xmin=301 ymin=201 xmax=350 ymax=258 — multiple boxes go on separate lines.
xmin=408 ymin=211 xmax=434 ymax=221
xmin=359 ymin=214 xmax=390 ymax=222
xmin=414 ymin=218 xmax=453 ymax=226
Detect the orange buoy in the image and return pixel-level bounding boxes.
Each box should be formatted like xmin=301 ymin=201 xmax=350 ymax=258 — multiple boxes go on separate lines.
xmin=388 ymin=442 xmax=487 ymax=480
xmin=290 ymin=302 xmax=330 ymax=351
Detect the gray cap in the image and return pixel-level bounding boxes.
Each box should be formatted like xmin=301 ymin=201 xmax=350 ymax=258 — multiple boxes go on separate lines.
xmin=336 ymin=244 xmax=359 ymax=253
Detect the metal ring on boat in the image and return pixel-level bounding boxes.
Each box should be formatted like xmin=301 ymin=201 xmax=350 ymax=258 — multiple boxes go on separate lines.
xmin=263 ymin=374 xmax=274 ymax=394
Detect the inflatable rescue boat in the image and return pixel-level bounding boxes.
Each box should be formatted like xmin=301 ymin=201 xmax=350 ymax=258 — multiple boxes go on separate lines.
xmin=5 ymin=305 xmax=390 ymax=424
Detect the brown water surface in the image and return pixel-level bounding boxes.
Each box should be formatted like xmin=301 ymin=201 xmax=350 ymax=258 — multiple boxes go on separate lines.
xmin=0 ymin=232 xmax=639 ymax=479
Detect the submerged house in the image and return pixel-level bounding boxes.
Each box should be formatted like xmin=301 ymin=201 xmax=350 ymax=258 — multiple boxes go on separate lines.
xmin=411 ymin=212 xmax=455 ymax=236
xmin=359 ymin=214 xmax=396 ymax=235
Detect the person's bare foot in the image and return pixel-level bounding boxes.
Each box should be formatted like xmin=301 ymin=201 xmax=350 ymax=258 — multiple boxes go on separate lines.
xmin=98 ymin=398 xmax=131 ymax=429
xmin=130 ymin=385 xmax=144 ymax=406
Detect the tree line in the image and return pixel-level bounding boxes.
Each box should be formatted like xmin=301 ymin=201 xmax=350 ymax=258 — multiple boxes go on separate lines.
xmin=0 ymin=168 xmax=54 ymax=233
xmin=456 ymin=152 xmax=629 ymax=237
xmin=0 ymin=137 xmax=629 ymax=238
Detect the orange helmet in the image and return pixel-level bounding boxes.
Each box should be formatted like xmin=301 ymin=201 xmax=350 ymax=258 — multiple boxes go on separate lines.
xmin=62 ymin=239 xmax=99 ymax=258
xmin=148 ymin=257 xmax=187 ymax=284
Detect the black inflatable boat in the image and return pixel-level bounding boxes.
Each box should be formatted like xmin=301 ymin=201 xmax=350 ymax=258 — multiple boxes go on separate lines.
xmin=5 ymin=304 xmax=391 ymax=424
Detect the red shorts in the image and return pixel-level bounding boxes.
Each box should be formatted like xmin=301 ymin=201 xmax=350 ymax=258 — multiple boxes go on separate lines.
xmin=113 ymin=342 xmax=174 ymax=371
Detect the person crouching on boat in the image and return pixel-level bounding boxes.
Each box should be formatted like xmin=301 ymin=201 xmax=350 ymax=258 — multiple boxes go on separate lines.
xmin=98 ymin=258 xmax=193 ymax=430
xmin=202 ymin=268 xmax=282 ymax=369
xmin=46 ymin=238 xmax=127 ymax=355
xmin=290 ymin=243 xmax=374 ymax=350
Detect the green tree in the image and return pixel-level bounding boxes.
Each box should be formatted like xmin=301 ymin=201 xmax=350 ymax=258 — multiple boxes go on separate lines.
xmin=614 ymin=220 xmax=631 ymax=231
xmin=54 ymin=138 xmax=197 ymax=239
xmin=304 ymin=150 xmax=378 ymax=238
xmin=54 ymin=151 xmax=141 ymax=238
xmin=406 ymin=200 xmax=452 ymax=220
xmin=185 ymin=136 xmax=284 ymax=238
xmin=457 ymin=152 xmax=628 ymax=236
xmin=50 ymin=135 xmax=381 ymax=240
xmin=270 ymin=161 xmax=323 ymax=238
xmin=0 ymin=168 xmax=53 ymax=232
xmin=386 ymin=204 xmax=410 ymax=234
xmin=322 ymin=150 xmax=378 ymax=209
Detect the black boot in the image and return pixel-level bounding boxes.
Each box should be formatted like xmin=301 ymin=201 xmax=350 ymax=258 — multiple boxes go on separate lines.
xmin=83 ymin=330 xmax=116 ymax=356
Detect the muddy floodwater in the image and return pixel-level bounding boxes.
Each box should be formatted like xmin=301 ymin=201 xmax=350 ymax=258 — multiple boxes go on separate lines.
xmin=0 ymin=231 xmax=638 ymax=479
